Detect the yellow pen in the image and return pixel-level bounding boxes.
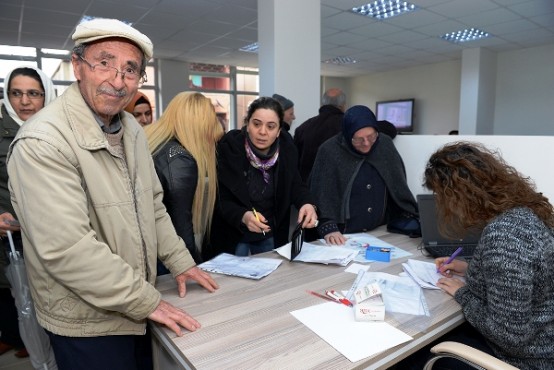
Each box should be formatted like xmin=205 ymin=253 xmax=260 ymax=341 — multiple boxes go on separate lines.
xmin=252 ymin=208 xmax=266 ymax=236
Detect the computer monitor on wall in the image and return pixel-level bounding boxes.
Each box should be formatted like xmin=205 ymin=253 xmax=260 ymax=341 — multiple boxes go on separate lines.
xmin=375 ymin=99 xmax=415 ymax=133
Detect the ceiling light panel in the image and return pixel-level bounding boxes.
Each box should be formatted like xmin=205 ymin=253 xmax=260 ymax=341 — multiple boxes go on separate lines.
xmin=351 ymin=1 xmax=417 ymax=20
xmin=440 ymin=28 xmax=491 ymax=43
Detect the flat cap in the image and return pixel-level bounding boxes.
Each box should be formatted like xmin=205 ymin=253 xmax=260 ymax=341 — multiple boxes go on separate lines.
xmin=72 ymin=18 xmax=153 ymax=60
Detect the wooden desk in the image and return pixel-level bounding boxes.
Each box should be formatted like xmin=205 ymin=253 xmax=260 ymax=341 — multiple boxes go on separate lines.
xmin=151 ymin=227 xmax=465 ymax=370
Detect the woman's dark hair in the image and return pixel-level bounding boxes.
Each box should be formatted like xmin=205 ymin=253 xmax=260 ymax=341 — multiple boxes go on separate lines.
xmin=243 ymin=97 xmax=284 ymax=126
xmin=424 ymin=141 xmax=554 ymax=236
xmin=8 ymin=67 xmax=44 ymax=91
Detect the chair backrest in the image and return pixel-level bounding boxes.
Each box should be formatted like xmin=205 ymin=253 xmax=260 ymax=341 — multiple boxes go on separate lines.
xmin=423 ymin=341 xmax=519 ymax=370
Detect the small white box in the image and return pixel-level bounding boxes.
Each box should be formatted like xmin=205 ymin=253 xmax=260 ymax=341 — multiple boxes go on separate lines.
xmin=354 ymin=283 xmax=385 ymax=321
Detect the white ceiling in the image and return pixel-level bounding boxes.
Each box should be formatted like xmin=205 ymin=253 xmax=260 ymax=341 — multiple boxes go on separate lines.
xmin=1 ymin=0 xmax=554 ymax=77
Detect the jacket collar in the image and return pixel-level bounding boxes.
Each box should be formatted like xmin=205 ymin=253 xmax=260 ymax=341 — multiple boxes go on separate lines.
xmin=63 ymin=83 xmax=141 ymax=150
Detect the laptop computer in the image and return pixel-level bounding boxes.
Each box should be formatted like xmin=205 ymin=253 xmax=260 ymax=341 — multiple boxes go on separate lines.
xmin=416 ymin=194 xmax=482 ymax=258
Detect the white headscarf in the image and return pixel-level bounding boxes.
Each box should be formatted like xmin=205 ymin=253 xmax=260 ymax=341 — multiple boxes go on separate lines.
xmin=2 ymin=66 xmax=56 ymax=126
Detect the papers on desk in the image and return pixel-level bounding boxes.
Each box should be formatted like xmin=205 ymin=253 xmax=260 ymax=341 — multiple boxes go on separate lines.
xmin=291 ymin=302 xmax=412 ymax=362
xmin=355 ymin=272 xmax=430 ymax=316
xmin=198 ymin=253 xmax=281 ymax=280
xmin=275 ymin=242 xmax=357 ymax=266
xmin=402 ymin=259 xmax=466 ymax=290
xmin=402 ymin=259 xmax=442 ymax=289
xmin=322 ymin=233 xmax=412 ymax=263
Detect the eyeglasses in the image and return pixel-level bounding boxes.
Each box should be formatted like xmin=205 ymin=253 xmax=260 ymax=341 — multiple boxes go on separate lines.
xmin=78 ymin=55 xmax=147 ymax=83
xmin=352 ymin=132 xmax=379 ymax=145
xmin=8 ymin=89 xmax=45 ymax=100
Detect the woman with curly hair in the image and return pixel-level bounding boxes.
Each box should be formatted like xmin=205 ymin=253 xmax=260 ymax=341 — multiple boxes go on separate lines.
xmin=408 ymin=141 xmax=554 ymax=369
xmin=147 ymin=92 xmax=223 ymax=266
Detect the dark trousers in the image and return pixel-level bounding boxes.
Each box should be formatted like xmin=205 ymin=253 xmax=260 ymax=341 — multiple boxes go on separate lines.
xmin=0 ymin=287 xmax=24 ymax=348
xmin=47 ymin=329 xmax=153 ymax=370
xmin=0 ymin=233 xmax=24 ymax=348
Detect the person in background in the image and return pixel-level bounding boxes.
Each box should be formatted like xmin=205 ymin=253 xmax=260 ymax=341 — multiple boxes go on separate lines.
xmin=294 ymin=88 xmax=397 ymax=183
xmin=272 ymin=93 xmax=295 ymax=132
xmin=7 ymin=18 xmax=218 ymax=370
xmin=206 ymin=97 xmax=317 ymax=258
xmin=147 ymin=92 xmax=224 ymax=266
xmin=293 ymin=88 xmax=346 ymax=182
xmin=124 ymin=91 xmax=153 ymax=127
xmin=400 ymin=141 xmax=554 ymax=369
xmin=310 ymin=105 xmax=419 ymax=245
xmin=0 ymin=66 xmax=56 ymax=361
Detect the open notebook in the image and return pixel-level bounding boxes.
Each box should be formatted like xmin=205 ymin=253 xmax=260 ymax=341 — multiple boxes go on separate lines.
xmin=417 ymin=194 xmax=482 ymax=258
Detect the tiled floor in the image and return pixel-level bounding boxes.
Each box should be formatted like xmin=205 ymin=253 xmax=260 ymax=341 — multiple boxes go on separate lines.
xmin=0 ymin=349 xmax=33 ymax=370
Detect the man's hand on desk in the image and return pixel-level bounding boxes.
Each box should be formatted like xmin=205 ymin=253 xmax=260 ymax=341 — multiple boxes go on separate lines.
xmin=175 ymin=266 xmax=219 ymax=298
xmin=148 ymin=300 xmax=200 ymax=336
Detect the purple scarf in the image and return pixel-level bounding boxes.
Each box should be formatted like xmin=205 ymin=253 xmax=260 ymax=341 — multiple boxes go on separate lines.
xmin=244 ymin=139 xmax=279 ymax=183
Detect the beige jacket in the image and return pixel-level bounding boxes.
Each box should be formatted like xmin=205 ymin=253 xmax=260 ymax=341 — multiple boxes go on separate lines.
xmin=7 ymin=83 xmax=195 ymax=337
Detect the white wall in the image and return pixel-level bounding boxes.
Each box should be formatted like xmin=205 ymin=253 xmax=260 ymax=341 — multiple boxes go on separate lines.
xmin=494 ymin=44 xmax=554 ymax=135
xmin=395 ymin=135 xmax=554 ymax=204
xmin=346 ymin=43 xmax=554 ymax=136
xmin=348 ymin=60 xmax=462 ymax=135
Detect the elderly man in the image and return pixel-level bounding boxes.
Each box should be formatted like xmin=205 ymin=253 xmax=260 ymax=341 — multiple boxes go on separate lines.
xmin=7 ymin=18 xmax=218 ymax=369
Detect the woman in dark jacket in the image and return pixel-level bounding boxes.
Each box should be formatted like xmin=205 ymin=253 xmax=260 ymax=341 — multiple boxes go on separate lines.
xmin=310 ymin=105 xmax=419 ymax=245
xmin=147 ymin=92 xmax=223 ymax=266
xmin=206 ymin=97 xmax=318 ymax=258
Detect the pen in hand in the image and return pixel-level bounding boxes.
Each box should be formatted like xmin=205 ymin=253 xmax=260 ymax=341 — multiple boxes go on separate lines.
xmin=437 ymin=246 xmax=463 ymax=273
xmin=252 ymin=208 xmax=266 ymax=236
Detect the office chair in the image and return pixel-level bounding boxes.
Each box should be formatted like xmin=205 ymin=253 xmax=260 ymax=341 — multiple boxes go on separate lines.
xmin=423 ymin=341 xmax=518 ymax=370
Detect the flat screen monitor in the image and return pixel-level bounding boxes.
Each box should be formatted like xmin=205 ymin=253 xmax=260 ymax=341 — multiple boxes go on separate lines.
xmin=375 ymin=99 xmax=414 ymax=133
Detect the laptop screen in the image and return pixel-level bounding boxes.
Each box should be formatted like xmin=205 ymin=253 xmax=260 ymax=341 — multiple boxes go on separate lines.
xmin=417 ymin=194 xmax=482 ymax=257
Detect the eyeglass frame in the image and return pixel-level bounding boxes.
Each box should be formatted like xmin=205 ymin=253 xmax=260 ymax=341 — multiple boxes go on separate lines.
xmin=77 ymin=55 xmax=147 ymax=84
xmin=351 ymin=131 xmax=379 ymax=145
xmin=7 ymin=89 xmax=45 ymax=100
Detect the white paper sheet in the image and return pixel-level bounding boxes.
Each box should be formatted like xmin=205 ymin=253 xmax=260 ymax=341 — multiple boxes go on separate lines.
xmin=275 ymin=242 xmax=358 ymax=266
xmin=291 ymin=302 xmax=412 ymax=362
xmin=198 ymin=253 xmax=282 ymax=279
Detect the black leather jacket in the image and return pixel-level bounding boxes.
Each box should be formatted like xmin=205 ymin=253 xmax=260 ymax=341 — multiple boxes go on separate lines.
xmin=152 ymin=139 xmax=201 ymax=263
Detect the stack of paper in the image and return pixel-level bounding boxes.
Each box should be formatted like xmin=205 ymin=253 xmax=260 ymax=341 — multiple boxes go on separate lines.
xmin=402 ymin=259 xmax=441 ymax=289
xmin=275 ymin=242 xmax=358 ymax=266
xmin=199 ymin=253 xmax=282 ymax=280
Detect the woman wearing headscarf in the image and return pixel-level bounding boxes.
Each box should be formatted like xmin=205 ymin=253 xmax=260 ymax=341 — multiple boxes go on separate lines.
xmin=124 ymin=91 xmax=153 ymax=127
xmin=206 ymin=96 xmax=318 ymax=258
xmin=309 ymin=105 xmax=419 ymax=245
xmin=0 ymin=66 xmax=55 ymax=359
xmin=147 ymin=92 xmax=223 ymax=268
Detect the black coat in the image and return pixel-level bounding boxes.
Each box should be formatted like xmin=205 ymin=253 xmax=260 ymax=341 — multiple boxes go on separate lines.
xmin=152 ymin=139 xmax=201 ymax=263
xmin=205 ymin=129 xmax=314 ymax=260
xmin=294 ymin=105 xmax=344 ymax=183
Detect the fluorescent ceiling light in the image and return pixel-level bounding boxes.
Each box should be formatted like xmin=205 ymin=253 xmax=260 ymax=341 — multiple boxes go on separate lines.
xmin=351 ymin=1 xmax=417 ymax=19
xmin=323 ymin=56 xmax=357 ymax=65
xmin=440 ymin=28 xmax=490 ymax=43
xmin=239 ymin=42 xmax=259 ymax=53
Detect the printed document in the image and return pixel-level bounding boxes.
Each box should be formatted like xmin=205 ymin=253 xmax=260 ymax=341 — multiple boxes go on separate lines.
xmin=199 ymin=253 xmax=281 ymax=280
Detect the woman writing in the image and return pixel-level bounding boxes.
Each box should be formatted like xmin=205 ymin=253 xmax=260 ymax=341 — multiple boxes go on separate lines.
xmin=147 ymin=92 xmax=223 ymax=266
xmin=422 ymin=142 xmax=554 ymax=369
xmin=207 ymin=97 xmax=317 ymax=257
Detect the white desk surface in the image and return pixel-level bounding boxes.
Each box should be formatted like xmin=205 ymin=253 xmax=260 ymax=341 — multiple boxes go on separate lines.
xmin=152 ymin=227 xmax=464 ymax=370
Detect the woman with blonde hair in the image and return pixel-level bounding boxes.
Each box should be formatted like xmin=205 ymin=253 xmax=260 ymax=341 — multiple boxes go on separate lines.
xmin=146 ymin=92 xmax=223 ymax=268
